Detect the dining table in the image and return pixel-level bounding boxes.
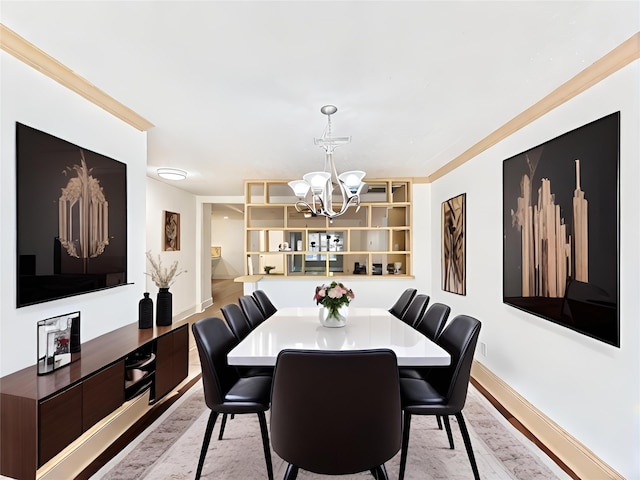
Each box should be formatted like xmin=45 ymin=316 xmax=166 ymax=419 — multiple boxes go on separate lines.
xmin=227 ymin=307 xmax=451 ymax=367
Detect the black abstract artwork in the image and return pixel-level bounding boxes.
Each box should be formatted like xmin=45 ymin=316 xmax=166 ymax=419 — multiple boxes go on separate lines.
xmin=503 ymin=112 xmax=619 ymax=346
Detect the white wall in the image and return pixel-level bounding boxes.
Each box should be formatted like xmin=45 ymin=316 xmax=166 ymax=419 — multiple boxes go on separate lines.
xmin=0 ymin=52 xmax=147 ymax=376
xmin=428 ymin=61 xmax=640 ymax=478
xmin=210 ymin=212 xmax=245 ymax=278
xmin=145 ymin=177 xmax=200 ymax=318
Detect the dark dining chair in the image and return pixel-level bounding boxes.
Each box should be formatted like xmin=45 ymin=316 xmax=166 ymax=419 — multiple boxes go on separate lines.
xmin=400 ymin=302 xmax=451 ymax=380
xmin=221 ymin=303 xmax=252 ymax=341
xmin=219 ymin=303 xmax=273 ymax=439
xmin=398 ymin=315 xmax=482 ymax=480
xmin=253 ymin=289 xmax=278 ymax=319
xmin=270 ymin=349 xmax=402 ymax=480
xmin=192 ymin=317 xmax=274 ymax=480
xmin=239 ymin=294 xmax=266 ymax=329
xmin=388 ymin=288 xmax=417 ymax=319
xmin=415 ymin=302 xmax=451 ymax=341
xmin=400 ymin=293 xmax=430 ymax=327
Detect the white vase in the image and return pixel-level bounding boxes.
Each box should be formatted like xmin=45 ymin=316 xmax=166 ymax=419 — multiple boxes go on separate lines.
xmin=319 ymin=305 xmax=348 ymax=328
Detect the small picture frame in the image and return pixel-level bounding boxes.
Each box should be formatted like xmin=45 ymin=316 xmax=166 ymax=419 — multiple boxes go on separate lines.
xmin=163 ymin=210 xmax=180 ymax=251
xmin=37 ymin=312 xmax=81 ymax=375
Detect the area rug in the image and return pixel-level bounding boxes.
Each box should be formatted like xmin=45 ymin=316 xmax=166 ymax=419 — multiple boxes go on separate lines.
xmin=95 ymin=383 xmax=570 ymax=480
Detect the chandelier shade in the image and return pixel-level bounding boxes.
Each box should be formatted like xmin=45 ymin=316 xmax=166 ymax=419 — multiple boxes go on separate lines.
xmin=289 ymin=105 xmax=366 ymax=220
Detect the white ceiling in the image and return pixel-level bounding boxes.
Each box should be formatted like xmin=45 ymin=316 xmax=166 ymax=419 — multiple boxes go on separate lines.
xmin=2 ymin=1 xmax=638 ymax=197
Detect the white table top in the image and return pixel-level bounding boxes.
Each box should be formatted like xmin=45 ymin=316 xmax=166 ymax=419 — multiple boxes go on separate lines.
xmin=227 ymin=307 xmax=451 ymax=367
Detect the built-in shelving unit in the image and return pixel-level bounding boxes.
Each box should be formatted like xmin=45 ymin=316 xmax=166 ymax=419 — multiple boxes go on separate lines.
xmin=245 ymin=179 xmax=412 ymax=277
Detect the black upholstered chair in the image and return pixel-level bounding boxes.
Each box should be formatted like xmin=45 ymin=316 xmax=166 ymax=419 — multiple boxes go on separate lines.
xmin=400 ymin=302 xmax=451 ymax=380
xmin=218 ymin=303 xmax=273 ymax=439
xmin=253 ymin=289 xmax=278 ymax=319
xmin=388 ymin=288 xmax=417 ymax=319
xmin=270 ymin=349 xmax=402 ymax=480
xmin=221 ymin=303 xmax=252 ymax=341
xmin=239 ymin=294 xmax=266 ymax=329
xmin=398 ymin=315 xmax=482 ymax=480
xmin=192 ymin=317 xmax=274 ymax=480
xmin=415 ymin=302 xmax=451 ymax=342
xmin=400 ymin=293 xmax=430 ymax=327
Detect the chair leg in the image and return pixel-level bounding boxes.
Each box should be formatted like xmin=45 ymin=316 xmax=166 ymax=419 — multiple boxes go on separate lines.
xmin=442 ymin=414 xmax=455 ymax=449
xmin=195 ymin=411 xmax=218 ymax=480
xmin=398 ymin=411 xmax=412 ymax=480
xmin=371 ymin=464 xmax=389 ymax=480
xmin=283 ymin=463 xmax=299 ymax=480
xmin=257 ymin=411 xmax=274 ymax=480
xmin=436 ymin=415 xmax=443 ymax=430
xmin=218 ymin=413 xmax=228 ymax=440
xmin=455 ymin=412 xmax=480 ymax=480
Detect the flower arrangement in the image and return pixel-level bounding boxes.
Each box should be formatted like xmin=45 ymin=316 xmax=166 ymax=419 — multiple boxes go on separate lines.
xmin=145 ymin=251 xmax=186 ymax=288
xmin=314 ymin=281 xmax=355 ymax=317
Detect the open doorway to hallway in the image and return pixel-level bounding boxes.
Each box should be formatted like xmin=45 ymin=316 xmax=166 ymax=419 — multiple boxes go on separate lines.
xmin=210 ymin=203 xmax=245 ymax=297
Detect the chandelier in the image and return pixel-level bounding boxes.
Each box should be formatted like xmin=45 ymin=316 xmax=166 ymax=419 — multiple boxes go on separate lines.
xmin=288 ymin=105 xmax=366 ymax=221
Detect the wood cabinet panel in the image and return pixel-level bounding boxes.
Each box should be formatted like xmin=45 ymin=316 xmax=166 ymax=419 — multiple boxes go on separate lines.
xmin=82 ymin=360 xmax=125 ymax=431
xmin=1 ymin=322 xmax=186 ymax=479
xmin=38 ymin=383 xmax=83 ymax=466
xmin=0 ymin=393 xmax=37 ymax=479
xmin=153 ymin=325 xmax=188 ymax=401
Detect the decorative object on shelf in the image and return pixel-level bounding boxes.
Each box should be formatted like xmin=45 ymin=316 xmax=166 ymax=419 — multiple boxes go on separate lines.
xmin=264 ymin=266 xmax=275 ymax=274
xmin=314 ymin=281 xmax=354 ymax=328
xmin=394 ymin=262 xmax=403 ymax=274
xmin=145 ymin=251 xmax=186 ymax=326
xmin=37 ymin=311 xmax=80 ymax=375
xmin=288 ymin=105 xmax=367 ymax=221
xmin=156 ymin=288 xmax=173 ymax=326
xmin=138 ymin=292 xmax=154 ymax=329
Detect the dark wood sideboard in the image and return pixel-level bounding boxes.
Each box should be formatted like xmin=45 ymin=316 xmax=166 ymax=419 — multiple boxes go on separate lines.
xmin=0 ymin=321 xmax=189 ymax=480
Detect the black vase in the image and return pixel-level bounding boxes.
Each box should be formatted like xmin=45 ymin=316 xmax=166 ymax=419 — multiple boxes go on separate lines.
xmin=156 ymin=288 xmax=173 ymax=326
xmin=138 ymin=292 xmax=154 ymax=329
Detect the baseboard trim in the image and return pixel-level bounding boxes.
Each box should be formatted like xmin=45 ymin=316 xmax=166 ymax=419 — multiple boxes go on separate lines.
xmin=471 ymin=361 xmax=624 ymax=480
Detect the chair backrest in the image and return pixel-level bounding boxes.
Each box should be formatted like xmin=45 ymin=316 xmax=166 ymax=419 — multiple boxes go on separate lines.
xmin=270 ymin=349 xmax=402 ymax=475
xmin=415 ymin=303 xmax=451 ymax=341
xmin=400 ymin=294 xmax=430 ymax=327
xmin=427 ymin=315 xmax=481 ymax=411
xmin=239 ymin=295 xmax=266 ymax=329
xmin=253 ymin=289 xmax=278 ymax=319
xmin=389 ymin=288 xmax=417 ymax=318
xmin=192 ymin=317 xmax=240 ymax=410
xmin=221 ymin=303 xmax=252 ymax=341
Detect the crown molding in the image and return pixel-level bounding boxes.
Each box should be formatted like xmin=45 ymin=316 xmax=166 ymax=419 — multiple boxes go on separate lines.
xmin=427 ymin=32 xmax=640 ymax=183
xmin=0 ymin=23 xmax=154 ymax=132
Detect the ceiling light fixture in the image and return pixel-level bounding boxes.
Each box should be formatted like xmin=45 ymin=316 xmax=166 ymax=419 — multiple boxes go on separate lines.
xmin=288 ymin=105 xmax=366 ymax=221
xmin=157 ymin=168 xmax=187 ymax=181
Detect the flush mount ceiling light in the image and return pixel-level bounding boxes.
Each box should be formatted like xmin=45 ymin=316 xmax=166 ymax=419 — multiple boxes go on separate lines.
xmin=157 ymin=168 xmax=187 ymax=180
xmin=288 ymin=105 xmax=366 ymax=221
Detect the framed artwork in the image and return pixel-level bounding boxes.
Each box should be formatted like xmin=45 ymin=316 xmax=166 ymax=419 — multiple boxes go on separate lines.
xmin=16 ymin=123 xmax=128 ymax=307
xmin=37 ymin=312 xmax=81 ymax=375
xmin=442 ymin=193 xmax=466 ymax=295
xmin=163 ymin=211 xmax=180 ymax=251
xmin=503 ymin=112 xmax=619 ymax=347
